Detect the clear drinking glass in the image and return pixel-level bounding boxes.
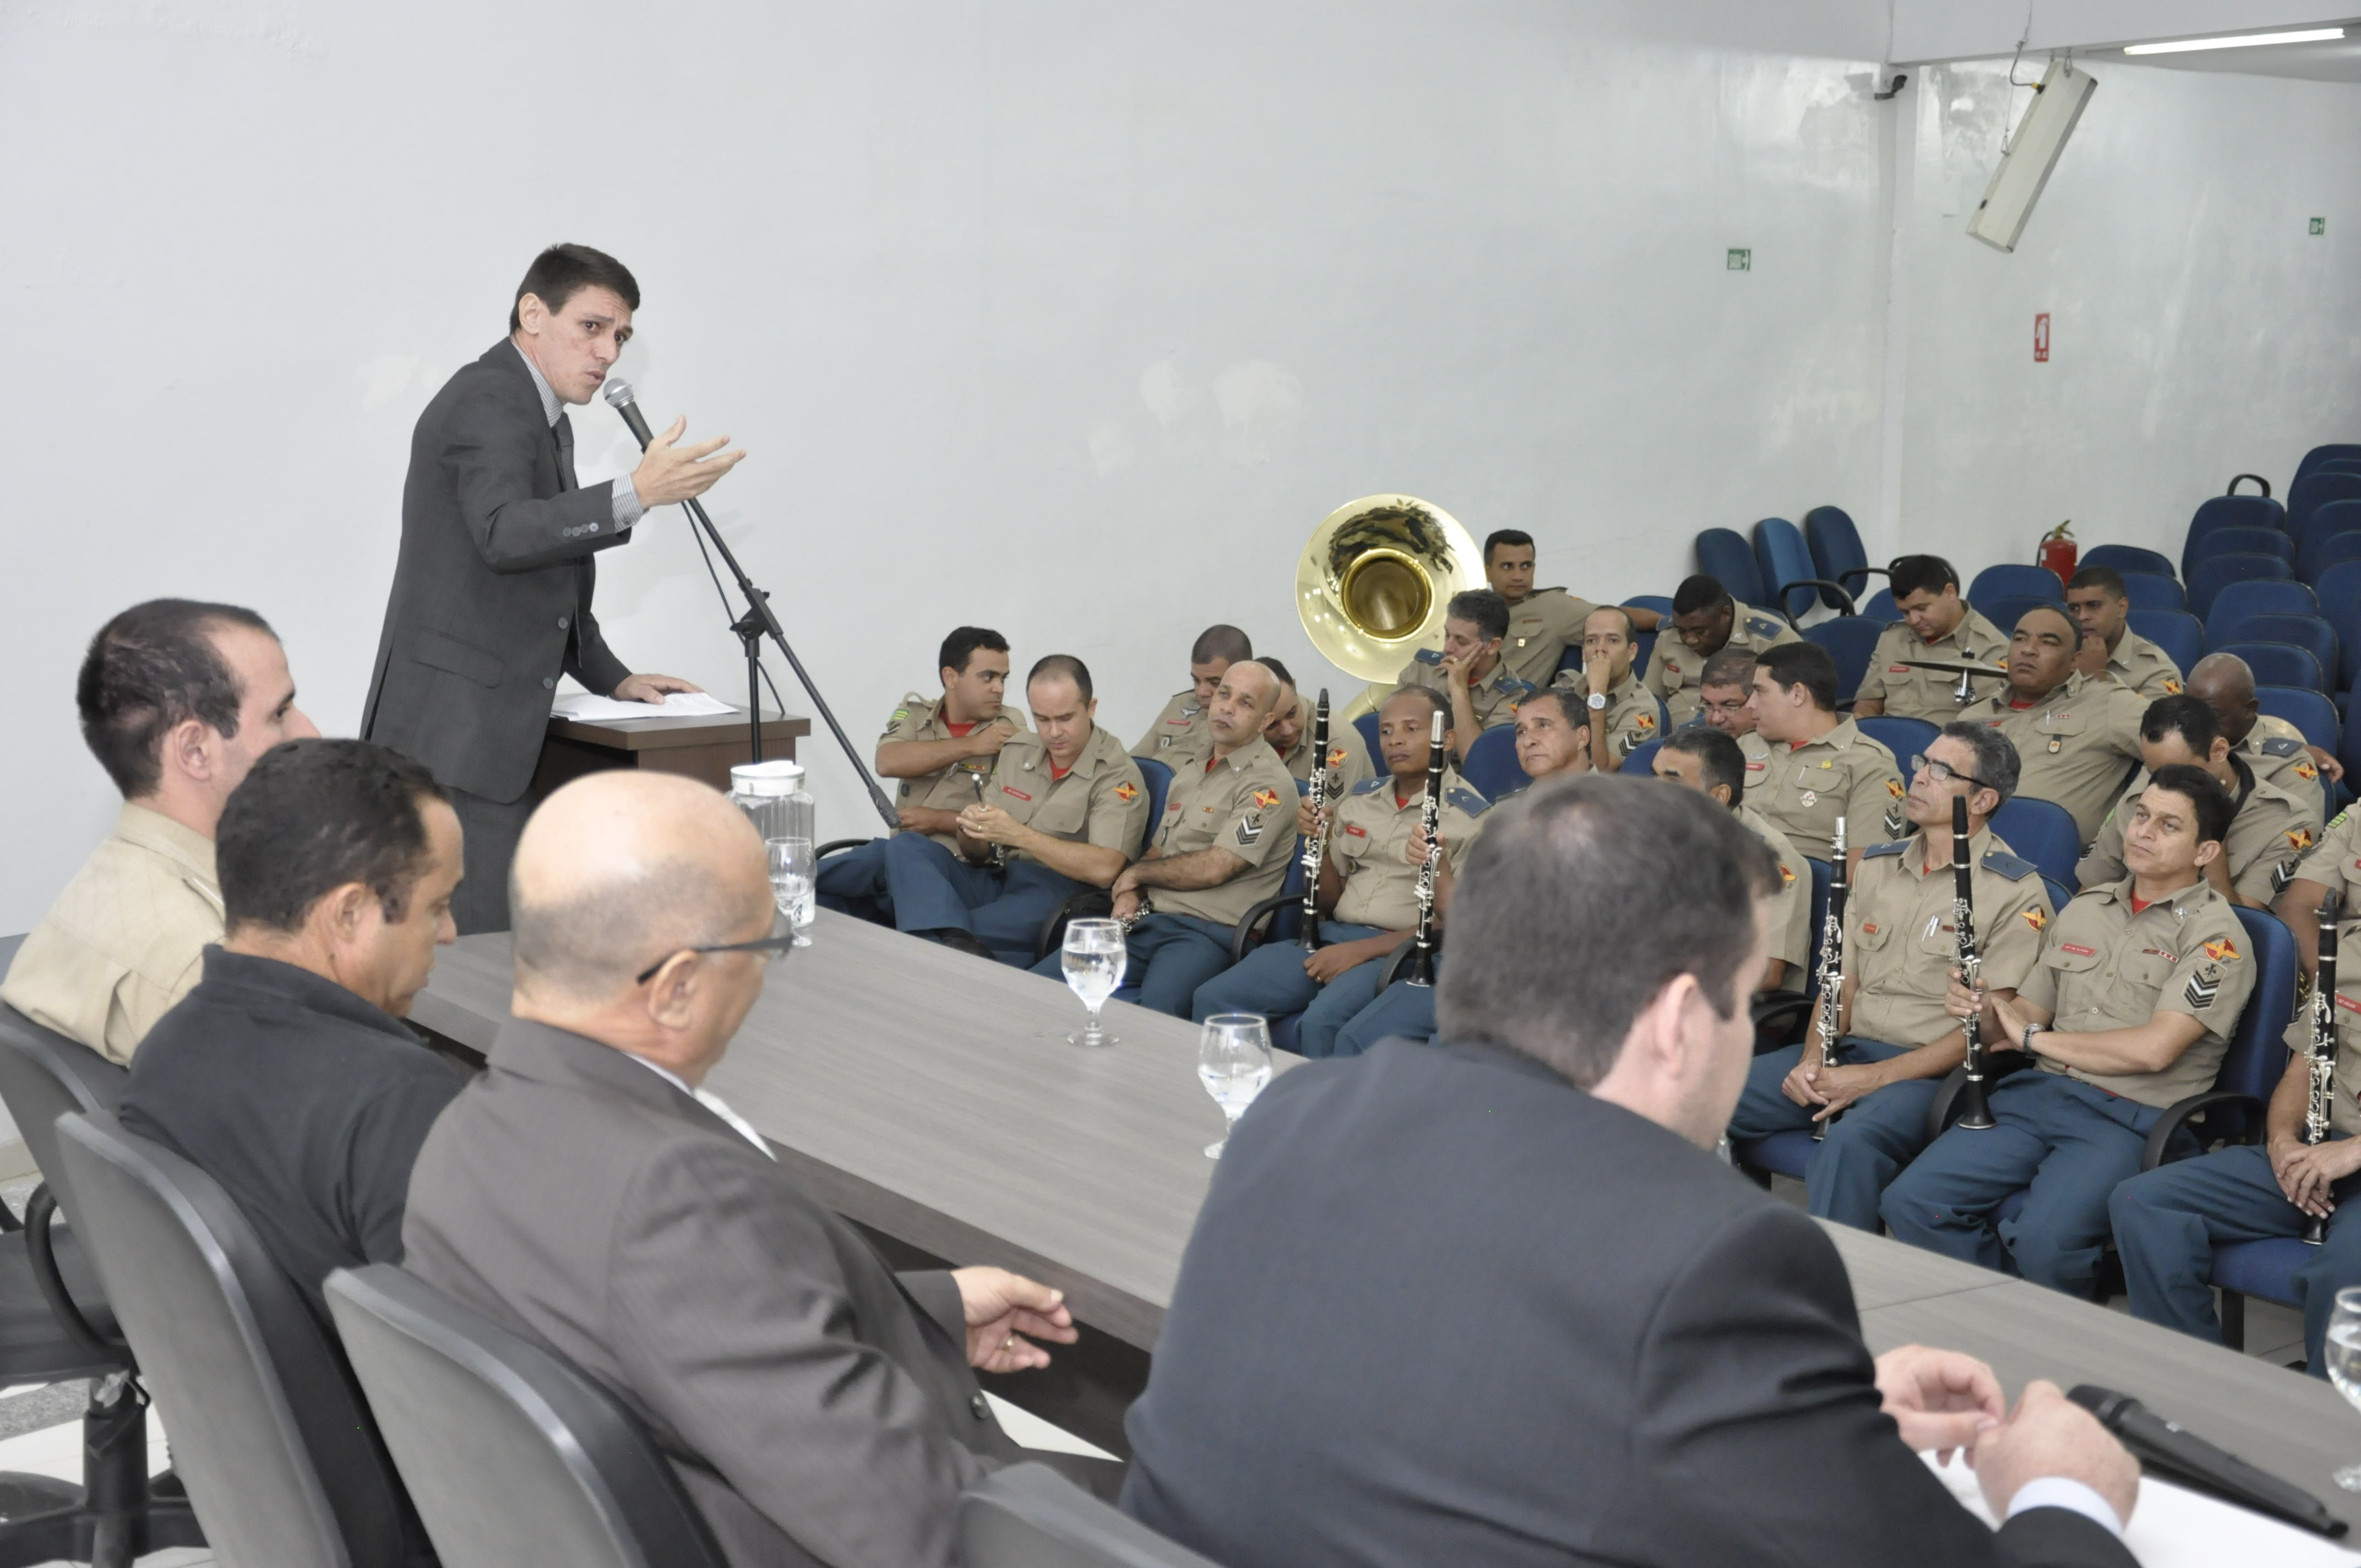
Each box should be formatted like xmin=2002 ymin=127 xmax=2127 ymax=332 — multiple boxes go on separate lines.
xmin=2326 ymin=1287 xmax=2361 ymax=1490
xmin=1198 ymin=1013 xmax=1274 ymax=1159
xmin=1061 ymin=918 xmax=1127 ymax=1047
xmin=766 ymin=837 xmax=815 ymax=948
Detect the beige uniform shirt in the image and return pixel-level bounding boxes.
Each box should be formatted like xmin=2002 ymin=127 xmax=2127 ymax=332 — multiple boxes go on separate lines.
xmin=1852 ymin=608 xmax=2011 ymax=722
xmin=1738 ymin=804 xmax=1812 ymax=979
xmin=2075 ymin=760 xmax=2318 ymax=903
xmin=1145 ymin=738 xmax=1301 ymax=925
xmin=2283 ymin=808 xmax=2361 ymax=1135
xmin=2238 ymin=725 xmax=2326 ymax=822
xmin=1278 ymin=731 xmax=1375 ymax=799
xmin=1132 ymin=689 xmax=1207 ymax=759
xmin=1399 ymin=654 xmax=1536 ymax=732
xmin=1961 ymin=673 xmax=2146 ymax=844
xmin=0 ymin=803 xmax=225 ymax=1064
xmin=1549 ymin=668 xmax=1660 ymax=761
xmin=880 ymin=694 xmax=1031 ymax=851
xmin=2108 ymin=628 xmax=2185 ymax=700
xmin=1645 ymin=612 xmax=1798 ymax=729
xmin=1750 ymin=718 xmax=1905 ymax=863
xmin=1734 ymin=728 xmax=1773 ymax=793
xmin=1498 ymin=589 xmax=1598 ymax=689
xmin=2017 ymin=878 xmax=2255 ymax=1108
xmin=1844 ymin=830 xmax=2053 ymax=1050
xmin=981 ymin=727 xmax=1150 ymax=867
xmin=1325 ymin=770 xmax=1488 ymax=930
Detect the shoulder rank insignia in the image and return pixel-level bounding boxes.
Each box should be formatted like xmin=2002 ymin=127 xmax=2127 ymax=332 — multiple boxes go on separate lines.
xmin=2021 ymin=907 xmax=2048 ymax=932
xmin=889 ymin=706 xmax=909 ymax=725
xmin=2203 ymin=938 xmax=2240 ymax=963
xmin=2261 ymin=736 xmax=2304 ymax=756
xmin=1863 ymin=839 xmax=1911 ymax=861
xmin=1500 ymin=677 xmax=1537 ymax=699
xmin=1980 ymin=850 xmax=2036 ymax=881
xmin=1235 ymin=819 xmax=1265 ymax=847
xmin=1250 ymin=787 xmax=1281 ymax=811
xmin=1744 ymin=614 xmax=1784 ymax=640
xmin=1351 ymin=776 xmax=1386 ymax=795
xmin=1113 ymin=781 xmax=1139 ymax=803
xmin=1413 ymin=647 xmax=1444 ymax=666
xmin=1446 ymin=786 xmax=1489 ymax=816
xmin=2185 ymin=966 xmax=2224 ymax=1010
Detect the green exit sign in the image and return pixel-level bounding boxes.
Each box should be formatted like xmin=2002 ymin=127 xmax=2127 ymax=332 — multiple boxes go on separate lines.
xmin=2312 ymin=216 xmax=2327 ymax=236
xmin=1727 ymin=248 xmax=1751 ymax=271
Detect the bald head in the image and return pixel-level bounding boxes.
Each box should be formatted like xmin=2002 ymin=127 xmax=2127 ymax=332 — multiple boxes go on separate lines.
xmin=1207 ymin=660 xmax=1281 ymax=749
xmin=2186 ymin=652 xmax=2259 ymax=745
xmin=512 ymin=771 xmax=771 ymax=1005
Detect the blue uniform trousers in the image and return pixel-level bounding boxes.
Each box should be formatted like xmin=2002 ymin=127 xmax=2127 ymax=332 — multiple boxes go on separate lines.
xmin=1330 ymin=976 xmax=1439 ymax=1058
xmin=878 ymin=833 xmax=1085 ymax=961
xmin=1726 ymin=1037 xmax=1937 ymax=1232
xmin=815 ymin=839 xmax=892 ymax=922
xmin=1189 ymin=923 xmax=1390 ymax=1057
xmin=1880 ymin=1071 xmax=2180 ymax=1298
xmin=2110 ymin=1140 xmax=2361 ymax=1378
xmin=1031 ymin=912 xmax=1234 ymax=1018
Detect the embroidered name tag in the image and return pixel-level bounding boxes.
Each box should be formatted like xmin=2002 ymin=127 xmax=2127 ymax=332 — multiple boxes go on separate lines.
xmin=1344 ymin=824 xmax=1368 ymax=837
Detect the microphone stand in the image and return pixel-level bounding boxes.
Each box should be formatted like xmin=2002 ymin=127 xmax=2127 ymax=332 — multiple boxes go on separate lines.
xmin=607 ymin=383 xmax=897 ymax=830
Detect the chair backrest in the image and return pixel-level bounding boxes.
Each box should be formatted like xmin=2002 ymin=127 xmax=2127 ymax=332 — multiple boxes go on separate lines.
xmin=1618 ymin=738 xmax=1662 ymax=776
xmin=1457 ymin=725 xmax=1525 ymax=802
xmin=2209 ymin=908 xmax=2300 ymax=1145
xmin=2289 ymin=471 xmax=2361 ymax=537
xmin=2206 ymin=576 xmax=2318 ymax=628
xmin=2125 ymin=608 xmax=2205 ymax=679
xmin=1133 ymin=759 xmax=1172 ymax=858
xmin=2204 ymin=613 xmax=2337 ymax=674
xmin=2041 ymin=873 xmax=2075 ymax=916
xmin=1860 ymin=586 xmax=1899 ymax=623
xmin=1753 ymin=516 xmax=1820 ymax=622
xmin=0 ymin=1001 xmax=124 ymax=1212
xmin=1966 ymin=564 xmax=2065 ymax=616
xmin=1623 ymin=594 xmax=1674 ymax=621
xmin=1351 ymin=712 xmax=1382 ymax=775
xmin=2256 ymin=687 xmax=2340 ymax=755
xmin=2115 ymin=571 xmax=2185 ymax=612
xmin=2299 ymin=523 xmax=2361 ymax=586
xmin=2080 ymin=543 xmax=2175 ymax=580
xmin=2215 ymin=641 xmax=2325 ymax=694
xmin=959 ymin=1463 xmax=1218 ymax=1568
xmin=1695 ymin=529 xmax=1769 ymax=607
xmin=1981 ymin=596 xmax=2063 ymax=643
xmin=1988 ymin=796 xmax=2081 ymax=892
xmin=1803 ymin=505 xmax=1872 ymax=606
xmin=2316 ymin=562 xmax=2361 ymax=690
xmin=1853 ymin=715 xmax=1938 ymax=771
xmin=2189 ymin=527 xmax=2294 ymax=570
xmin=2188 ymin=554 xmax=2296 ymax=619
xmin=2299 ymin=444 xmax=2361 ymax=484
xmin=325 ymin=1265 xmax=727 ymax=1568
xmin=2297 ymin=497 xmax=2361 ymax=556
xmin=1803 ymin=616 xmax=1883 ymax=704
xmin=53 ymin=1110 xmax=415 ymax=1568
xmin=2184 ymin=496 xmax=2285 ymax=579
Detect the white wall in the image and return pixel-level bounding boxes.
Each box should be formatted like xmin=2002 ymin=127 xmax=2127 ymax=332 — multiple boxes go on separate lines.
xmin=1894 ymin=59 xmax=2361 ymax=576
xmin=0 ymin=0 xmax=1898 ymax=922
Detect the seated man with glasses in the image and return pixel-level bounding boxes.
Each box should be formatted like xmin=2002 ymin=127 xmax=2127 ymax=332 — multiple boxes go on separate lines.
xmin=1724 ymin=725 xmax=2053 ymax=1231
xmin=404 ymin=770 xmax=1117 ymax=1567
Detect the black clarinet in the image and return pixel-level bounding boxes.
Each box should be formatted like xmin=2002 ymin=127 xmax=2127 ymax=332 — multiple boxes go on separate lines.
xmin=1953 ymin=793 xmax=1995 ymax=1131
xmin=1299 ymin=689 xmax=1331 ymax=951
xmin=1404 ymin=708 xmax=1446 ymax=988
xmin=2305 ymin=893 xmax=2341 ymax=1244
xmin=1811 ymin=815 xmax=1848 ymax=1142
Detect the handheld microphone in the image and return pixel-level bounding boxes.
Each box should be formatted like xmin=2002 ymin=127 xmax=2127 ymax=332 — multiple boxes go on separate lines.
xmin=2066 ymin=1384 xmax=2347 ymax=1538
xmin=601 ymin=378 xmax=657 ymax=449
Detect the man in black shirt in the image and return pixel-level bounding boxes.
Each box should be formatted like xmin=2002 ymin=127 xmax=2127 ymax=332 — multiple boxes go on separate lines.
xmin=123 ymin=738 xmax=466 ymax=1317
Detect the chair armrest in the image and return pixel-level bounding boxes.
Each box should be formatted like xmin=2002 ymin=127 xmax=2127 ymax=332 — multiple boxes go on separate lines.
xmin=24 ymin=1185 xmax=124 ymax=1368
xmin=1775 ymin=579 xmax=1859 ymax=619
xmin=1035 ymin=889 xmax=1113 ymax=965
xmin=817 ymin=838 xmax=876 ymax=861
xmin=1375 ymin=938 xmax=1427 ymax=990
xmin=1835 ymin=565 xmax=1891 ymax=594
xmin=2140 ymin=1091 xmax=2269 ymax=1171
xmin=1230 ymin=895 xmax=1299 ymax=966
xmin=1750 ymin=993 xmax=1815 ymax=1052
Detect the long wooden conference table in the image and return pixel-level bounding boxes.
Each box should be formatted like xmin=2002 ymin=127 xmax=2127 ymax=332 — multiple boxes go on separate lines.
xmin=412 ymin=910 xmax=2361 ymax=1522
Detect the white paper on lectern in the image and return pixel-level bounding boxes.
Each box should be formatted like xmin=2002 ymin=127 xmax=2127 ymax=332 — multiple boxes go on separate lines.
xmin=552 ymin=692 xmax=738 ymax=722
xmin=1918 ymin=1449 xmax=2360 ymax=1566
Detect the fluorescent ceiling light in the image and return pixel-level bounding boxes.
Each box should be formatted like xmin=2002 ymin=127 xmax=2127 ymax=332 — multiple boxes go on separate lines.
xmin=2125 ymin=27 xmax=2344 ymax=55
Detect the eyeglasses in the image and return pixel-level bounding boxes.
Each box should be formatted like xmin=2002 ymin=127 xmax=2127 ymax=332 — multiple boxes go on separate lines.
xmin=635 ymin=933 xmax=799 ymax=986
xmin=1910 ymin=753 xmax=1994 ymax=791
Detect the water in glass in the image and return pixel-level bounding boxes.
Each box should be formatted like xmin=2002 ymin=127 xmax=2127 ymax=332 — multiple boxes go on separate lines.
xmin=1062 ymin=919 xmax=1127 ymax=1047
xmin=1198 ymin=1012 xmax=1274 ymax=1159
xmin=766 ymin=837 xmax=816 ymax=947
xmin=2328 ymin=1288 xmax=2361 ymax=1491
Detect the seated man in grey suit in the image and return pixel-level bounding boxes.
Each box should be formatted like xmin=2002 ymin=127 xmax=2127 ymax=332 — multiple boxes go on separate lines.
xmin=1122 ymin=774 xmax=2140 ymax=1568
xmin=401 ymin=770 xmax=1111 ymax=1568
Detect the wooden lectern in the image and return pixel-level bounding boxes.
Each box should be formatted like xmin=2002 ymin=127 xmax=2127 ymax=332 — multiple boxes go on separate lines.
xmin=529 ymin=709 xmax=813 ymax=802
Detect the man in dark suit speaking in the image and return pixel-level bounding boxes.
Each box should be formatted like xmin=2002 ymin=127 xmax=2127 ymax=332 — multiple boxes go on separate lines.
xmin=1122 ymin=775 xmax=2141 ymax=1568
xmin=365 ymin=243 xmax=744 ymax=933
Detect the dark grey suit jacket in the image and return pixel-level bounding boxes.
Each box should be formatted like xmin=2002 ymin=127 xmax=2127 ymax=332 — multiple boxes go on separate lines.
xmin=1122 ymin=1039 xmax=2136 ymax=1568
xmin=400 ymin=1019 xmax=1021 ymax=1568
xmin=363 ymin=341 xmax=635 ymax=802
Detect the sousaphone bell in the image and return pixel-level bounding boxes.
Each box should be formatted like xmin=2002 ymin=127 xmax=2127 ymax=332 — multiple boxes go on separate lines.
xmin=1296 ymin=495 xmax=1484 ymax=685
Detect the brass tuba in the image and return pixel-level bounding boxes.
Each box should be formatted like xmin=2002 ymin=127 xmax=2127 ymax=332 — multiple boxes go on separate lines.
xmin=1295 ymin=495 xmax=1484 ymax=682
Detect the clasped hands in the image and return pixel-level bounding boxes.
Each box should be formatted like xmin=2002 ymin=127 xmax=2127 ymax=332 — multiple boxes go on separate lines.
xmin=956 ymin=803 xmax=1022 ymax=847
xmin=1874 ymin=1346 xmax=2138 ymax=1527
xmin=1779 ymin=1052 xmax=1882 ymax=1121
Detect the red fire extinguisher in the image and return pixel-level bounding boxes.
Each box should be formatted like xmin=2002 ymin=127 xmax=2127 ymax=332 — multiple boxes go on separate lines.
xmin=2038 ymin=521 xmax=2076 ymax=589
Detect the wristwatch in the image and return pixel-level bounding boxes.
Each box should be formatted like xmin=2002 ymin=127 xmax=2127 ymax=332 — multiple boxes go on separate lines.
xmin=1586 ymin=692 xmax=1608 ymax=711
xmin=2021 ymin=1022 xmax=2042 ymax=1055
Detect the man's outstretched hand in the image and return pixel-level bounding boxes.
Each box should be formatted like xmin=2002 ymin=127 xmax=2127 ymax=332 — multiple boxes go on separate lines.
xmin=953 ymin=1266 xmax=1078 ymax=1373
xmin=613 ymin=673 xmax=703 ymax=704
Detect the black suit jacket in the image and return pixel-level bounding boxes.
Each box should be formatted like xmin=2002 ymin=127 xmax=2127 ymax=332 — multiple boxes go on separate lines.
xmin=401 ymin=1019 xmax=1021 ymax=1568
xmin=1121 ymin=1039 xmax=2135 ymax=1568
xmin=363 ymin=341 xmax=635 ymax=802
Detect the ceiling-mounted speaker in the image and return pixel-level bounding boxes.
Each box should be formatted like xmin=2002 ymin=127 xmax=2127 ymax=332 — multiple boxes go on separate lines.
xmin=1967 ymin=59 xmax=2098 ymax=253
